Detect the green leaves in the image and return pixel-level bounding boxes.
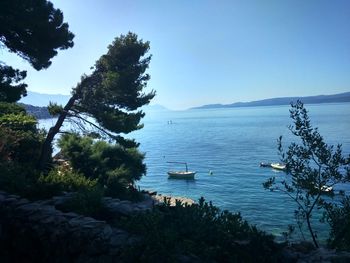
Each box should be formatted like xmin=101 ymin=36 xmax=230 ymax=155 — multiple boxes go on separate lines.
xmin=0 ymin=65 xmax=27 ymax=102
xmin=0 ymin=0 xmax=74 ymax=103
xmin=72 ymin=32 xmax=155 ymax=137
xmin=48 ymin=102 xmax=64 ymax=116
xmin=0 ymin=0 xmax=74 ymax=70
xmin=120 ymin=197 xmax=279 ymax=262
xmin=263 ymin=101 xmax=350 ymax=247
xmin=58 ymin=133 xmax=146 ymax=198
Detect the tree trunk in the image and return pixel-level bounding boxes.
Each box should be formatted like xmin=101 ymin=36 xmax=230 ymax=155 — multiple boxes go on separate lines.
xmin=306 ymin=214 xmax=319 ymax=248
xmin=37 ymin=94 xmax=77 ymax=171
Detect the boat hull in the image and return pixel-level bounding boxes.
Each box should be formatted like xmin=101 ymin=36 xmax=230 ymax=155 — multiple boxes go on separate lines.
xmin=167 ymin=171 xmax=196 ymax=179
xmin=270 ymin=163 xmax=286 ymax=171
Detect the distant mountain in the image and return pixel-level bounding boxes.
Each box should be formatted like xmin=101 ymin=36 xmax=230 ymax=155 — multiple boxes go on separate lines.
xmin=19 ymin=103 xmax=52 ymax=119
xmin=18 ymin=92 xmax=169 ymax=119
xmin=143 ymin=104 xmax=169 ymax=112
xmin=191 ymin=92 xmax=350 ymax=110
xmin=20 ymin=92 xmax=170 ymax=111
xmin=20 ymin=91 xmax=70 ymax=107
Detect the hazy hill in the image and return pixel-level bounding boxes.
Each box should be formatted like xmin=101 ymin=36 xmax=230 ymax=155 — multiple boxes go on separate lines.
xmin=142 ymin=104 xmax=169 ymax=112
xmin=20 ymin=91 xmax=70 ymax=107
xmin=191 ymin=92 xmax=350 ymax=110
xmin=19 ymin=103 xmax=51 ymax=119
xmin=19 ymin=92 xmax=169 ymax=119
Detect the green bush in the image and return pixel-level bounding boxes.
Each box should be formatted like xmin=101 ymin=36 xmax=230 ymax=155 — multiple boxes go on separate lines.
xmin=326 ymin=196 xmax=350 ymax=251
xmin=0 ymin=162 xmax=40 ymax=196
xmin=0 ymin=111 xmax=43 ymax=196
xmin=104 ymin=166 xmax=130 ymax=197
xmin=58 ymin=133 xmax=146 ymax=199
xmin=0 ymin=102 xmax=26 ymax=116
xmin=0 ymin=112 xmax=46 ymax=165
xmin=33 ymin=167 xmax=99 ymax=199
xmin=0 ymin=113 xmax=37 ymax=132
xmin=118 ymin=197 xmax=282 ymax=262
xmin=34 ymin=167 xmax=104 ymax=215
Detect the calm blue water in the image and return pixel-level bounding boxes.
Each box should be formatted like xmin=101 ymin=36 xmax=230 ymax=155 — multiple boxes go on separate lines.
xmin=130 ymin=103 xmax=350 ymax=239
xmin=40 ymin=103 xmax=350 ymax=240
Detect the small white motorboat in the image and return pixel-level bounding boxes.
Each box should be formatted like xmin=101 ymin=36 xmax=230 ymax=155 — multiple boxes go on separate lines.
xmin=321 ymin=185 xmax=333 ymax=192
xmin=270 ymin=163 xmax=286 ymax=171
xmin=167 ymin=162 xmax=196 ymax=179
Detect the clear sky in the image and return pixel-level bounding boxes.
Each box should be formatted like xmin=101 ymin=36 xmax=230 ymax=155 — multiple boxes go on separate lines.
xmin=2 ymin=0 xmax=350 ymax=110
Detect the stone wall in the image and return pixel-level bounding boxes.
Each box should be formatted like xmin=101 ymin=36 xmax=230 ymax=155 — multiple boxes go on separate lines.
xmin=1 ymin=190 xmax=350 ymax=262
xmin=0 ymin=190 xmax=195 ymax=262
xmin=0 ymin=191 xmax=134 ymax=262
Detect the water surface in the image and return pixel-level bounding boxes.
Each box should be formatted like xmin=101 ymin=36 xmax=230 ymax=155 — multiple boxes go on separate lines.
xmin=130 ymin=103 xmax=350 ymax=239
xmin=40 ymin=103 xmax=350 ymax=239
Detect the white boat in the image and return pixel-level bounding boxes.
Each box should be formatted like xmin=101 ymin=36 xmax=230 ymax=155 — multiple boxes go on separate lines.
xmin=167 ymin=171 xmax=196 ymax=179
xmin=270 ymin=163 xmax=286 ymax=171
xmin=321 ymin=185 xmax=333 ymax=192
xmin=167 ymin=162 xmax=196 ymax=179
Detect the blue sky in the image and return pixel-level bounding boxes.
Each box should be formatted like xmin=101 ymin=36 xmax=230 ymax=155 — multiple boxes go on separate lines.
xmin=2 ymin=0 xmax=350 ymax=109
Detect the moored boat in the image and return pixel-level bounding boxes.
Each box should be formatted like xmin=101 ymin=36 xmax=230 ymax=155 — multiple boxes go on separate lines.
xmin=167 ymin=162 xmax=196 ymax=179
xmin=320 ymin=185 xmax=333 ymax=192
xmin=270 ymin=163 xmax=286 ymax=171
xmin=167 ymin=171 xmax=196 ymax=179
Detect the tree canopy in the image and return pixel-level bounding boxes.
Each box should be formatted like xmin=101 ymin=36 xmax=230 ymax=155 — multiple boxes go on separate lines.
xmin=39 ymin=32 xmax=155 ymax=170
xmin=0 ymin=0 xmax=74 ymax=102
xmin=73 ymin=32 xmax=154 ymax=135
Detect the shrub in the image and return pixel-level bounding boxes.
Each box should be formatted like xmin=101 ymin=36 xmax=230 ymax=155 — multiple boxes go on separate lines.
xmin=0 ymin=113 xmax=37 ymax=131
xmin=34 ymin=167 xmax=99 ymax=199
xmin=0 ymin=112 xmax=46 ymax=166
xmin=119 ymin=197 xmax=282 ymax=262
xmin=33 ymin=167 xmax=104 ymax=215
xmin=58 ymin=133 xmax=146 ymax=198
xmin=0 ymin=102 xmax=26 ymax=116
xmin=0 ymin=162 xmax=39 ymax=196
xmin=326 ymin=196 xmax=350 ymax=251
xmin=0 ymin=112 xmax=47 ymax=198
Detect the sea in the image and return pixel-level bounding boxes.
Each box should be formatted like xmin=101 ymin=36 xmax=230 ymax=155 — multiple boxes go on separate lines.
xmin=39 ymin=102 xmax=350 ymax=241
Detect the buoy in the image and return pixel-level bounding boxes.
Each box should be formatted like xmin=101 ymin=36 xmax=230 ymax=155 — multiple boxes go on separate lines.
xmin=209 ymin=170 xmax=213 ymax=175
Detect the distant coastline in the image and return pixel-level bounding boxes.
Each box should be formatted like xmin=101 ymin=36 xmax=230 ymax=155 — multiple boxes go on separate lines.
xmin=191 ymin=91 xmax=350 ymax=110
xmin=19 ymin=103 xmax=52 ymax=119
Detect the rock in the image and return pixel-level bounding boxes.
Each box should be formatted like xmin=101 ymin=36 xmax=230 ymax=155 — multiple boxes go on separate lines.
xmin=2 ymin=197 xmax=18 ymax=205
xmin=0 ymin=190 xmax=134 ymax=262
xmin=63 ymin=212 xmax=80 ymax=218
xmin=109 ymin=232 xmax=129 ymax=247
xmin=153 ymin=194 xmax=195 ymax=206
xmin=112 ymin=203 xmax=133 ymax=215
xmin=16 ymin=202 xmax=41 ymax=214
xmin=13 ymin=199 xmax=29 ymax=207
xmin=282 ymin=244 xmax=350 ymax=263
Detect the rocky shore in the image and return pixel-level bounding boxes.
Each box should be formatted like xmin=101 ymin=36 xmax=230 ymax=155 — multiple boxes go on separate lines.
xmin=1 ymin=189 xmax=350 ymax=262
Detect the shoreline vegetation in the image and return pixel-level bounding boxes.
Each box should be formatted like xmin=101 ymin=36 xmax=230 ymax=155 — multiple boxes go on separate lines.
xmin=1 ymin=103 xmax=349 ymax=261
xmin=1 ymin=188 xmax=350 ymax=262
xmin=1 ymin=1 xmax=349 ymax=261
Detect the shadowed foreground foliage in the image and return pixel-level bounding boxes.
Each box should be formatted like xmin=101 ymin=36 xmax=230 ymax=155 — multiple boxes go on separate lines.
xmin=325 ymin=196 xmax=350 ymax=251
xmin=118 ymin=197 xmax=282 ymax=262
xmin=264 ymin=101 xmax=350 ymax=249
